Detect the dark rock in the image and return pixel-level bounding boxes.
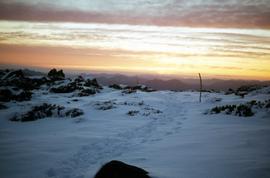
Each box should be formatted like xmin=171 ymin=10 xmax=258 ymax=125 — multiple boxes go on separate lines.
xmin=91 ymin=78 xmax=100 ymax=88
xmin=84 ymin=78 xmax=102 ymax=89
xmin=124 ymin=85 xmax=141 ymax=90
xmin=99 ymin=105 xmax=114 ymax=110
xmin=210 ymin=105 xmax=236 ymax=115
xmin=94 ymin=160 xmax=151 ymax=178
xmin=237 ymin=85 xmax=262 ymax=93
xmin=12 ymin=87 xmax=20 ymax=91
xmin=0 ymin=69 xmax=49 ymax=91
xmin=122 ymin=89 xmax=136 ymax=94
xmin=15 ymin=91 xmax=32 ymax=101
xmin=224 ymin=85 xmax=265 ymax=97
xmin=15 ymin=78 xmax=39 ymax=90
xmin=65 ymin=108 xmax=84 ymax=118
xmin=211 ymin=106 xmax=221 ymax=114
xmin=21 ymin=69 xmax=45 ymax=77
xmin=225 ymin=88 xmax=235 ymax=95
xmin=50 ymin=78 xmax=102 ymax=95
xmin=0 ymin=103 xmax=7 ymax=109
xmin=95 ymin=100 xmax=116 ymax=110
xmin=109 ymin=84 xmax=122 ymax=90
xmin=74 ymin=76 xmax=85 ymax=83
xmin=141 ymin=86 xmax=156 ymax=92
xmin=123 ymin=85 xmax=155 ymax=93
xmin=47 ymin=69 xmax=65 ymax=81
xmin=31 ymin=77 xmax=49 ymax=87
xmin=50 ymin=82 xmax=79 ymax=93
xmin=0 ymin=70 xmax=7 ymax=78
xmin=15 ymin=103 xmax=64 ymax=122
xmin=247 ymin=100 xmax=257 ymax=106
xmin=0 ymin=89 xmax=32 ymax=102
xmin=234 ymin=85 xmax=263 ymax=98
xmin=3 ymin=70 xmax=24 ymax=80
xmin=0 ymin=89 xmax=13 ymax=102
xmin=127 ymin=110 xmax=140 ymax=116
xmin=236 ymin=91 xmax=248 ymax=98
xmin=265 ymin=100 xmax=270 ymax=108
xmin=144 ymin=107 xmax=162 ymax=114
xmin=78 ymin=89 xmax=96 ymax=97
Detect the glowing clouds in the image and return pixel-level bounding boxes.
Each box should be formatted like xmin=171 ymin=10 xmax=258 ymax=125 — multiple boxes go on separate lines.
xmin=0 ymin=1 xmax=270 ymax=28
xmin=0 ymin=21 xmax=270 ymax=79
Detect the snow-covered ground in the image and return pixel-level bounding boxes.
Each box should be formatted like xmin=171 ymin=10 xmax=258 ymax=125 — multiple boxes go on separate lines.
xmin=0 ymin=86 xmax=270 ymax=178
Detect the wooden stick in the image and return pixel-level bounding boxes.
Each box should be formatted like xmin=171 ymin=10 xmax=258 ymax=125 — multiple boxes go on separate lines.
xmin=199 ymin=73 xmax=202 ymax=102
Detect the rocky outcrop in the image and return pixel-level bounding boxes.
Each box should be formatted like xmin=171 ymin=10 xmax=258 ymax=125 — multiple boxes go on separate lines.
xmin=14 ymin=90 xmax=32 ymax=101
xmin=0 ymin=89 xmax=13 ymax=102
xmin=109 ymin=84 xmax=122 ymax=90
xmin=94 ymin=160 xmax=151 ymax=178
xmin=78 ymin=89 xmax=96 ymax=97
xmin=122 ymin=85 xmax=156 ymax=94
xmin=1 ymin=69 xmax=104 ymax=101
xmin=109 ymin=84 xmax=155 ymax=93
xmin=127 ymin=110 xmax=140 ymax=116
xmin=0 ymin=89 xmax=32 ymax=102
xmin=0 ymin=70 xmax=48 ymax=91
xmin=0 ymin=103 xmax=7 ymax=110
xmin=50 ymin=82 xmax=80 ymax=93
xmin=47 ymin=69 xmax=65 ymax=81
xmin=65 ymin=108 xmax=84 ymax=118
xmin=94 ymin=100 xmax=117 ymax=110
xmin=74 ymin=75 xmax=85 ymax=83
xmin=50 ymin=76 xmax=102 ymax=97
xmin=225 ymin=85 xmax=265 ymax=98
xmin=84 ymin=78 xmax=103 ymax=89
xmin=2 ymin=70 xmax=24 ymax=79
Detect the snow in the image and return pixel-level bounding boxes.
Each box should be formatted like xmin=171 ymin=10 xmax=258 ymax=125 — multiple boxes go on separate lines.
xmin=0 ymin=86 xmax=270 ymax=178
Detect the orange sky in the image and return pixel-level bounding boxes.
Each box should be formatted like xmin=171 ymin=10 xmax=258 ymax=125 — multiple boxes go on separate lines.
xmin=0 ymin=0 xmax=270 ymax=80
xmin=1 ymin=21 xmax=270 ymax=80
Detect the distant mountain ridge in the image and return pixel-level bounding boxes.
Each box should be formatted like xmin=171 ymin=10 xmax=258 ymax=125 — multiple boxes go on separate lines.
xmin=0 ymin=68 xmax=45 ymax=77
xmin=1 ymin=68 xmax=269 ymax=91
xmin=90 ymin=74 xmax=270 ymax=91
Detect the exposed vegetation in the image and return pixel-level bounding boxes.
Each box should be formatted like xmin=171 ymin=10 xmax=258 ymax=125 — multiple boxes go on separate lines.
xmin=209 ymin=99 xmax=270 ymax=117
xmin=10 ymin=103 xmax=84 ymax=122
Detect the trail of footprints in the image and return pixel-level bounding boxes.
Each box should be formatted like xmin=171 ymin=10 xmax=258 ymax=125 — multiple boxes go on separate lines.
xmin=46 ymin=97 xmax=187 ymax=178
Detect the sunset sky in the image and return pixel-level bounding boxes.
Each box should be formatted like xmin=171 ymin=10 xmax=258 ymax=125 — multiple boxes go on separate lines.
xmin=0 ymin=0 xmax=270 ymax=80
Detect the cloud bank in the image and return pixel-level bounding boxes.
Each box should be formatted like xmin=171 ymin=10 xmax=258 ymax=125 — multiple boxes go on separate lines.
xmin=1 ymin=21 xmax=270 ymax=79
xmin=0 ymin=0 xmax=270 ymax=28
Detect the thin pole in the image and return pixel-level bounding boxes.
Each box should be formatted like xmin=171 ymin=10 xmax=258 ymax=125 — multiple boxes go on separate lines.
xmin=199 ymin=73 xmax=202 ymax=102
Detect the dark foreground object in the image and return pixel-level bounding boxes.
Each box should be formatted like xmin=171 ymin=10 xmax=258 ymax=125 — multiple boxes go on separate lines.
xmin=94 ymin=160 xmax=151 ymax=178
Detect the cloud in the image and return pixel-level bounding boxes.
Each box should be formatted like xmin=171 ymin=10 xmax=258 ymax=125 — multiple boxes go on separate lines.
xmin=0 ymin=0 xmax=269 ymax=28
xmin=1 ymin=21 xmax=270 ymax=60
